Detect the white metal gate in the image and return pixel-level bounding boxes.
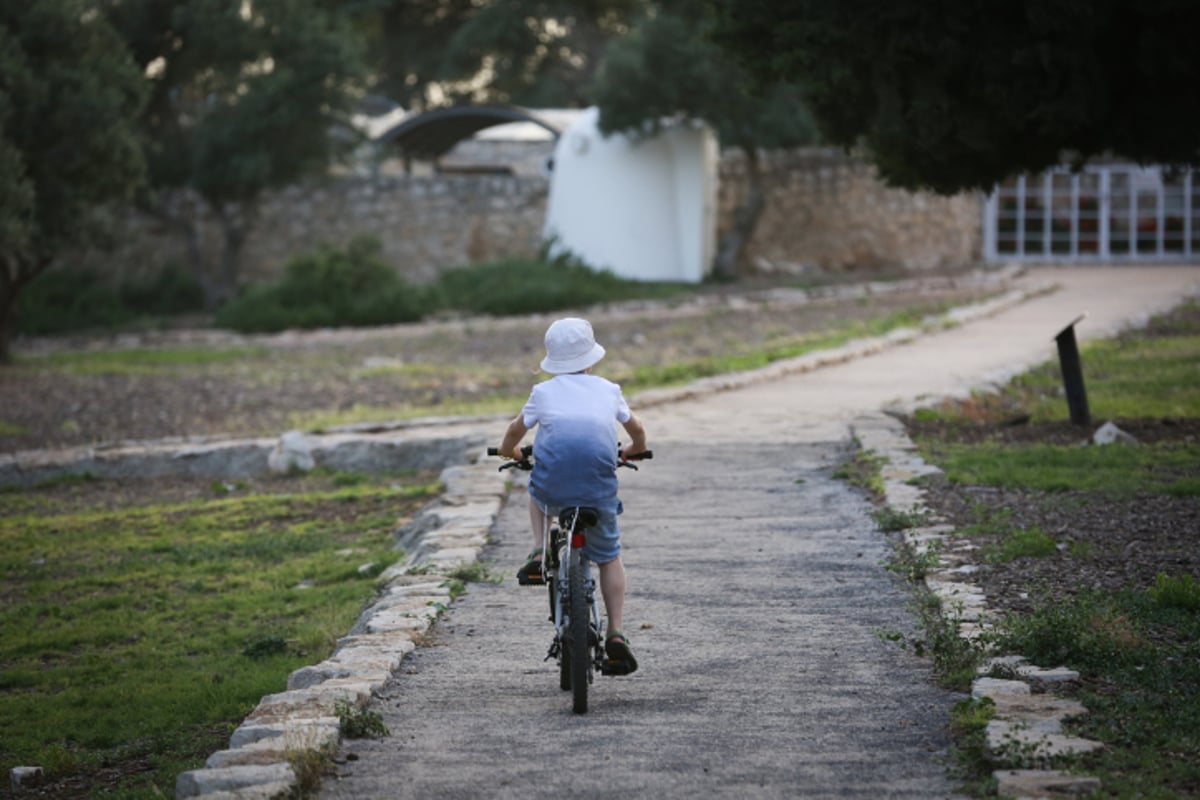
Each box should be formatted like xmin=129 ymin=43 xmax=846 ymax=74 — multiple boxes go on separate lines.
xmin=984 ymin=164 xmax=1199 ymax=262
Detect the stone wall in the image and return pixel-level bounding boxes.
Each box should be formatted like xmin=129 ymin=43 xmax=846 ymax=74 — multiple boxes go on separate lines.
xmin=720 ymin=148 xmax=985 ymax=274
xmin=88 ymin=146 xmax=984 ymax=286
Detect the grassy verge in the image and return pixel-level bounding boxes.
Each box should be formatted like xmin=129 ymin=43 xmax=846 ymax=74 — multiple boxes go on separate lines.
xmin=0 ymin=470 xmax=440 ymax=797
xmin=898 ymin=299 xmax=1200 ymax=796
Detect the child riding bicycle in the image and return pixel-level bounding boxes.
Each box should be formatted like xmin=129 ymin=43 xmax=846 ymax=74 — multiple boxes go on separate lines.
xmin=497 ymin=317 xmax=648 ymax=673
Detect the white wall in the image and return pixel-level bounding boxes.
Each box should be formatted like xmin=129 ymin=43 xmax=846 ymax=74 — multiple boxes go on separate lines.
xmin=542 ymin=107 xmax=717 ymax=283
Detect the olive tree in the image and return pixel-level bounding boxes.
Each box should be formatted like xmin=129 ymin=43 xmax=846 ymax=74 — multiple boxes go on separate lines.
xmin=0 ymin=0 xmax=145 ymax=361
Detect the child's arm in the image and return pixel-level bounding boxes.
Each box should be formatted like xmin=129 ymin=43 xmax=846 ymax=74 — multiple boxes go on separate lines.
xmin=498 ymin=414 xmax=529 ymax=459
xmin=620 ymin=413 xmax=648 ymax=458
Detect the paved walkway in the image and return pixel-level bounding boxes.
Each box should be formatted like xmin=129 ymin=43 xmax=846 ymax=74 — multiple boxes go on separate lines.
xmin=309 ymin=265 xmax=1197 ymax=799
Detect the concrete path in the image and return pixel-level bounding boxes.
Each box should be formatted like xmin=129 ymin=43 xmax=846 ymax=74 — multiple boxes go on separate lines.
xmin=318 ymin=266 xmax=1199 ymax=800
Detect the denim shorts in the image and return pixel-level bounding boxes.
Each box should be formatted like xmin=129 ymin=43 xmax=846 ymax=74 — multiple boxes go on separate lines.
xmin=531 ymin=494 xmax=623 ymax=565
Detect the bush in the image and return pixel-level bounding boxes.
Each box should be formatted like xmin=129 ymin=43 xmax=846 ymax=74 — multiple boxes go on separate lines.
xmin=15 ymin=263 xmax=204 ymax=335
xmin=434 ymin=251 xmax=685 ymax=317
xmin=215 ymin=237 xmax=429 ymax=333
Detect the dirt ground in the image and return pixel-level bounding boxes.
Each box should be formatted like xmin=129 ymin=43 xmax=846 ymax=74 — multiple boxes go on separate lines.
xmin=903 ymin=416 xmax=1200 ymax=616
xmin=1 ymin=276 xmax=1000 ymax=455
xmin=4 ymin=280 xmax=1196 ymax=614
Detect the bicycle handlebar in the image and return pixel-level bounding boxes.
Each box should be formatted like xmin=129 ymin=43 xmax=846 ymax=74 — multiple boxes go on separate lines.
xmin=486 ymin=445 xmax=653 ymax=471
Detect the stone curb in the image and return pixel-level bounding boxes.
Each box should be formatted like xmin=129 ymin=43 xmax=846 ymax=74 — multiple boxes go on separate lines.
xmin=175 ymin=453 xmax=509 ymax=798
xmin=851 ymin=414 xmax=1105 ymax=799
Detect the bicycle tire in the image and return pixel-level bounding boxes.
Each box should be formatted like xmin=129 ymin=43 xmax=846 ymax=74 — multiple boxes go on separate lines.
xmin=555 ymin=581 xmax=571 ymax=691
xmin=568 ymin=549 xmax=589 ymax=714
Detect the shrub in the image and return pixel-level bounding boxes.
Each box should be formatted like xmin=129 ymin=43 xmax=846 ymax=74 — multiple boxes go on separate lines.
xmin=215 ymin=237 xmax=429 ymax=332
xmin=15 ymin=263 xmax=205 ymax=335
xmin=996 ymin=592 xmax=1148 ymax=672
xmin=1148 ymin=573 xmax=1200 ymax=611
xmin=434 ymin=251 xmax=685 ymax=317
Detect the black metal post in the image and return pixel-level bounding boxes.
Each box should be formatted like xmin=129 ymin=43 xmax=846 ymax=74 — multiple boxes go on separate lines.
xmin=1054 ymin=314 xmax=1090 ymax=426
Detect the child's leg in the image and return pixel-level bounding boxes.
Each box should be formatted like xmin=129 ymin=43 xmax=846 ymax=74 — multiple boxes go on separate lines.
xmin=597 ymin=556 xmax=626 ymax=634
xmin=527 ymin=497 xmax=547 ymax=557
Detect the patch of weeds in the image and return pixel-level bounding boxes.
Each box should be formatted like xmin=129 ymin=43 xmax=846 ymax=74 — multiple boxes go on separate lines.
xmin=289 ymin=744 xmax=337 ymax=798
xmin=832 ymin=446 xmax=887 ymax=500
xmin=918 ymin=602 xmax=989 ymax=691
xmin=447 ymin=561 xmax=501 ymax=585
xmin=884 ymin=538 xmax=987 ymax=690
xmin=986 ymin=526 xmax=1057 ymax=564
xmin=995 ymin=592 xmax=1148 ymax=673
xmin=335 ymin=700 xmax=389 ymax=739
xmin=957 ymin=504 xmax=1015 ymax=537
xmin=33 ymin=471 xmax=98 ymax=489
xmin=0 ymin=420 xmax=29 ymax=436
xmin=1066 ymin=540 xmax=1093 ymax=559
xmin=947 ymin=696 xmax=999 ymax=795
xmin=886 ymin=539 xmax=942 ymax=583
xmin=872 ymin=504 xmax=929 ymax=532
xmin=1148 ymin=572 xmax=1200 ymax=611
xmin=242 ymin=635 xmax=289 ymax=659
xmin=440 ymin=581 xmax=466 ymax=601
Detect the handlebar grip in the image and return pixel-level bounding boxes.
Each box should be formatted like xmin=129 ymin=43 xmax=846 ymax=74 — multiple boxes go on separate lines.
xmin=622 ymin=449 xmax=653 ymax=460
xmin=488 ymin=445 xmax=534 ymax=457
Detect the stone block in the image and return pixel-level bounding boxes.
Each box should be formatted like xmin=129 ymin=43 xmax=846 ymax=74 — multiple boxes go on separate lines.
xmin=986 ymin=720 xmax=1104 ymax=761
xmin=973 ymin=677 xmax=1031 ymax=699
xmin=175 ymin=764 xmax=295 ymax=798
xmin=993 ymin=769 xmax=1101 ymax=798
xmin=10 ymin=766 xmax=44 ymax=791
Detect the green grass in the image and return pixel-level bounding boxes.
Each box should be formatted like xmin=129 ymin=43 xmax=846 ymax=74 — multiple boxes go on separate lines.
xmin=615 ymin=306 xmax=945 ymax=394
xmin=921 ymin=441 xmax=1200 ymax=496
xmin=0 ymin=475 xmax=439 ymax=796
xmin=995 ymin=590 xmax=1200 ymax=796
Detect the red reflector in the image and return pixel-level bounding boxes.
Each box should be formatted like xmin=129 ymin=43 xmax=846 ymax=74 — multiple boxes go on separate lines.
xmin=571 ymin=533 xmax=586 ymax=549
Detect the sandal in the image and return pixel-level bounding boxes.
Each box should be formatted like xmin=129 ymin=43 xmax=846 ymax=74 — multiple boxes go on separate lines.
xmin=516 ymin=548 xmax=545 ymax=585
xmin=603 ymin=631 xmax=638 ymax=675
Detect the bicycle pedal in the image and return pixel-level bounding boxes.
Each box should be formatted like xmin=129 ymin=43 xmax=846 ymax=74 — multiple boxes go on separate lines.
xmin=600 ymin=659 xmax=635 ymax=676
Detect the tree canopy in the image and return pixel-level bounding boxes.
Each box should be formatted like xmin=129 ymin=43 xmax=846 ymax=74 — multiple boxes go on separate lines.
xmin=360 ymin=0 xmax=642 ymax=110
xmin=0 ymin=0 xmax=145 ymax=360
xmin=591 ymin=2 xmax=818 ymax=276
xmin=711 ymin=0 xmax=1200 ymax=193
xmin=100 ymin=0 xmax=367 ymax=306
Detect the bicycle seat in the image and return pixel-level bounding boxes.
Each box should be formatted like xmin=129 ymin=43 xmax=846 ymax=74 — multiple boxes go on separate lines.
xmin=558 ymin=507 xmax=600 ymax=531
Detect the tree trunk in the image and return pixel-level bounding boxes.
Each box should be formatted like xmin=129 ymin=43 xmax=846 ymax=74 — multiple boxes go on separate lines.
xmin=0 ymin=255 xmax=49 ymax=365
xmin=214 ymin=202 xmax=255 ymax=309
xmin=712 ymin=145 xmax=767 ymax=281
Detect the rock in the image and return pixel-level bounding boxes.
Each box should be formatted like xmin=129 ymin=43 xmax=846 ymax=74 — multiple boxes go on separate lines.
xmin=10 ymin=766 xmax=43 ymax=791
xmin=994 ymin=769 xmax=1102 ymax=798
xmin=1093 ymin=421 xmax=1139 ymax=446
xmin=973 ymin=677 xmax=1031 ymax=698
xmin=268 ymin=431 xmax=315 ymax=475
xmin=175 ymin=764 xmax=295 ymax=798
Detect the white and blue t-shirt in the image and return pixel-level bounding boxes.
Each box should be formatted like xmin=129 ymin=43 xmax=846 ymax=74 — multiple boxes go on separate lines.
xmin=522 ymin=373 xmax=631 ymax=509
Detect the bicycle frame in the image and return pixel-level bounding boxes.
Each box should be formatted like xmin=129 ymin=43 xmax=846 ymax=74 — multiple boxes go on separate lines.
xmin=544 ymin=506 xmax=604 ymax=712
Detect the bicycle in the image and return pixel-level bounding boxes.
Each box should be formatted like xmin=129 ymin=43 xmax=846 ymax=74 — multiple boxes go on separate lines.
xmin=488 ymin=443 xmax=651 ymax=714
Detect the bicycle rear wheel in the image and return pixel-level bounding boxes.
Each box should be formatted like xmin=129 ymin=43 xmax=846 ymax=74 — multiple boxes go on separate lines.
xmin=567 ymin=549 xmax=589 ymax=714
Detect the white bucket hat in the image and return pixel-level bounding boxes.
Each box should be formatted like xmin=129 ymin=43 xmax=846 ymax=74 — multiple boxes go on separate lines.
xmin=540 ymin=317 xmax=606 ymax=374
